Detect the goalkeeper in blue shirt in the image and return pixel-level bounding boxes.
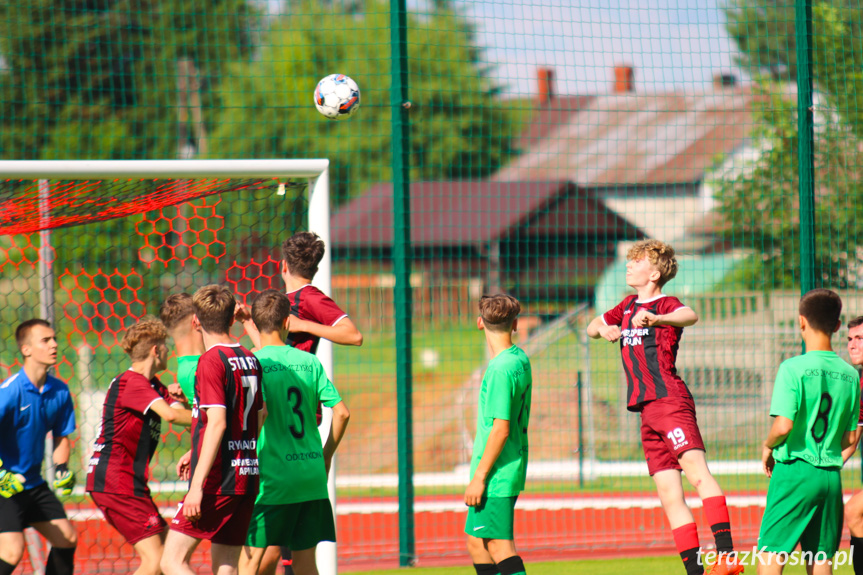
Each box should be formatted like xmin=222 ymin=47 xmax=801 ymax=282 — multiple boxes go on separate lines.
xmin=0 ymin=319 xmax=78 ymax=575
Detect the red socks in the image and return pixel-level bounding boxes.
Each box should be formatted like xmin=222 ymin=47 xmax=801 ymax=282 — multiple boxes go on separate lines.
xmin=673 ymin=523 xmax=703 ymax=575
xmin=703 ymin=495 xmax=734 ymax=553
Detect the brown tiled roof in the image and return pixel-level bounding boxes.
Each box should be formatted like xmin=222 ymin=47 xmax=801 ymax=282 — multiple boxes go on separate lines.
xmin=331 ymin=181 xmax=643 ymax=248
xmin=494 ymin=87 xmax=757 ymax=186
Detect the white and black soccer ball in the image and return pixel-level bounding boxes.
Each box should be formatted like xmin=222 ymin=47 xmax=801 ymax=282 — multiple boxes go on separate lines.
xmin=314 ymin=74 xmax=361 ymax=120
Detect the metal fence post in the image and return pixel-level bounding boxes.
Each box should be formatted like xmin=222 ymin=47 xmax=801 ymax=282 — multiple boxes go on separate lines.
xmin=391 ymin=0 xmax=415 ymax=567
xmin=796 ymin=0 xmax=815 ymax=296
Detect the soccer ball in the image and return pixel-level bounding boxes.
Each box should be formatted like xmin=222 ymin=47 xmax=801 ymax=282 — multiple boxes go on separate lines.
xmin=314 ymin=74 xmax=361 ymax=120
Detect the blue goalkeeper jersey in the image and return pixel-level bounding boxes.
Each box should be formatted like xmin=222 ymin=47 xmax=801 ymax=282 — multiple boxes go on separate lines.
xmin=0 ymin=370 xmax=76 ymax=488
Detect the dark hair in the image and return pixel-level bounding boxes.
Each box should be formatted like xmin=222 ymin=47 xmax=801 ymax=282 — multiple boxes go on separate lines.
xmin=799 ymin=288 xmax=842 ymax=335
xmin=160 ymin=293 xmax=195 ymax=331
xmin=479 ymin=294 xmax=521 ymax=333
xmin=849 ymin=316 xmax=863 ymax=330
xmin=281 ymin=232 xmax=325 ymax=280
xmin=16 ymin=319 xmax=51 ymax=351
xmin=121 ymin=317 xmax=168 ymax=362
xmin=252 ymin=289 xmax=292 ymax=334
xmin=192 ymin=285 xmax=236 ymax=335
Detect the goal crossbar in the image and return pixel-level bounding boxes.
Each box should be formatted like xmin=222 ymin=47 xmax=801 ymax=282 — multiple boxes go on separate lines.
xmin=0 ymin=159 xmax=330 ymax=179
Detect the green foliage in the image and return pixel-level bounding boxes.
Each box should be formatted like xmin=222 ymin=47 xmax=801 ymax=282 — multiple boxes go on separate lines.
xmin=208 ymin=0 xmax=520 ymax=206
xmin=0 ymin=0 xmax=257 ymax=160
xmin=716 ymin=3 xmax=863 ymax=289
xmin=0 ymin=0 xmax=258 ymax=288
xmin=724 ymin=0 xmax=863 ymax=81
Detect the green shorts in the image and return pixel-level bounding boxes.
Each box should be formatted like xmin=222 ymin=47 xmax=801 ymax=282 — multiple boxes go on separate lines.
xmin=245 ymin=498 xmax=336 ymax=550
xmin=464 ymin=496 xmax=517 ymax=541
xmin=758 ymin=459 xmax=844 ymax=555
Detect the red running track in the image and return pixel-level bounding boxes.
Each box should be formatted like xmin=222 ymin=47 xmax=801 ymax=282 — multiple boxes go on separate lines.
xmin=15 ymin=492 xmax=825 ymax=573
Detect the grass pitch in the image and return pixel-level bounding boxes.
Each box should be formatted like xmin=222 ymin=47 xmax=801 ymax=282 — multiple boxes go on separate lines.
xmin=351 ymin=554 xmax=856 ymax=574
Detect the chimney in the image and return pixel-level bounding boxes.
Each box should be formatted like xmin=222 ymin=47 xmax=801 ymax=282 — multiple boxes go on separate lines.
xmin=613 ymin=65 xmax=634 ymax=93
xmin=537 ymin=67 xmax=555 ymax=104
xmin=713 ymin=73 xmax=737 ymax=89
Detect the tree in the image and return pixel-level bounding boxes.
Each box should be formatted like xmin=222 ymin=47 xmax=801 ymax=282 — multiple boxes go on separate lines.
xmin=207 ymin=0 xmax=520 ymax=208
xmin=724 ymin=0 xmax=863 ymax=80
xmin=0 ymin=0 xmax=256 ymax=161
xmin=0 ymin=0 xmax=258 ymax=311
xmin=715 ymin=3 xmax=863 ymax=289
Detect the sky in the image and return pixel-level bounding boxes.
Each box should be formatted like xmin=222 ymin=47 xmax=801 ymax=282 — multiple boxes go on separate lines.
xmin=456 ymin=0 xmax=745 ymax=96
xmin=259 ymin=0 xmax=746 ymax=97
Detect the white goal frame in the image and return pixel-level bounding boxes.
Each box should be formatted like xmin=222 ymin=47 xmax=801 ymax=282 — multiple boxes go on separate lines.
xmin=0 ymin=160 xmax=339 ymax=575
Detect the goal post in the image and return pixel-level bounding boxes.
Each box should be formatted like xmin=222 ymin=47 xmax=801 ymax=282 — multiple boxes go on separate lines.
xmin=0 ymin=159 xmax=339 ymax=575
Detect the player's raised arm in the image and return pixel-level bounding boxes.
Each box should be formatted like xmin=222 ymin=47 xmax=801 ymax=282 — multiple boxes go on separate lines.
xmin=633 ymin=306 xmax=698 ymax=328
xmin=587 ymin=315 xmax=621 ymax=342
xmin=290 ymin=315 xmax=363 ymax=346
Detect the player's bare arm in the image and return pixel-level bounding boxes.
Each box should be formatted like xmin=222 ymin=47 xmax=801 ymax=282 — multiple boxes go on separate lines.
xmin=166 ymin=383 xmax=189 ymax=406
xmin=586 ymin=316 xmax=621 ymax=342
xmin=53 ymin=434 xmax=72 ymax=467
xmin=52 ymin=434 xmax=76 ymax=496
xmin=258 ymin=403 xmax=267 ymax=430
xmin=290 ymin=316 xmax=363 ymax=346
xmin=176 ymin=450 xmax=192 ymax=481
xmin=843 ymin=427 xmax=863 ymax=462
xmin=632 ymin=306 xmax=698 ymax=328
xmin=323 ymin=401 xmax=351 ymax=474
xmin=761 ymin=416 xmax=793 ymax=477
xmin=236 ymin=302 xmax=262 ymax=350
xmin=842 ymin=429 xmax=856 ymax=452
xmin=464 ymin=418 xmax=510 ymax=507
xmin=149 ymin=399 xmax=192 ymax=427
xmin=184 ymin=406 xmax=227 ymax=521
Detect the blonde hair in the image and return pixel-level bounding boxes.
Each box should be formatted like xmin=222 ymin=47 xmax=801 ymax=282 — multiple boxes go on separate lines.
xmin=192 ymin=285 xmax=236 ymax=335
xmin=627 ymin=240 xmax=678 ymax=287
xmin=479 ymin=294 xmax=521 ymax=332
xmin=121 ymin=317 xmax=167 ymax=362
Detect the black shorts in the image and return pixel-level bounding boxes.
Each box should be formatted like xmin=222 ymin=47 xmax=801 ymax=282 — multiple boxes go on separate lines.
xmin=0 ymin=483 xmax=68 ymax=533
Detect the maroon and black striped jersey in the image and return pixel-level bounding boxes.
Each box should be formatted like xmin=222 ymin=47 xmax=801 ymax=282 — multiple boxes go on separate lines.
xmin=857 ymin=375 xmax=863 ymax=427
xmin=285 ymin=284 xmax=348 ymax=354
xmin=86 ymin=371 xmax=174 ymax=497
xmin=191 ymin=343 xmax=263 ymax=496
xmin=603 ymin=294 xmax=693 ymax=412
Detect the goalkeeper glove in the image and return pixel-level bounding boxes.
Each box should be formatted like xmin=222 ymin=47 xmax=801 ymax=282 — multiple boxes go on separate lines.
xmin=0 ymin=458 xmax=24 ymax=498
xmin=53 ymin=463 xmax=76 ymax=497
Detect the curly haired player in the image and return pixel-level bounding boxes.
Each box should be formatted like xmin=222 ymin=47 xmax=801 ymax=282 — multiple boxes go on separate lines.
xmin=587 ymin=240 xmax=743 ymax=575
xmin=86 ymin=317 xmax=192 ymax=575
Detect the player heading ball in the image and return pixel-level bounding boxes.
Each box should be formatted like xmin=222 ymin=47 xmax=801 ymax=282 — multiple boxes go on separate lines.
xmin=587 ymin=240 xmax=743 ymax=575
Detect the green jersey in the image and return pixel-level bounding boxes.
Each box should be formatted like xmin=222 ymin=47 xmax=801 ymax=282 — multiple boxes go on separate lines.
xmin=470 ymin=345 xmax=532 ymax=497
xmin=770 ymin=350 xmax=859 ymax=468
xmin=176 ymin=355 xmax=199 ymax=403
xmin=254 ymin=345 xmax=342 ymax=504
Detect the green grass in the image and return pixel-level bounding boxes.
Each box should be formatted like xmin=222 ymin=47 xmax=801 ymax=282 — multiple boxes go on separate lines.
xmin=333 ymin=325 xmax=485 ymax=384
xmin=350 ymin=554 xmax=857 ymax=574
